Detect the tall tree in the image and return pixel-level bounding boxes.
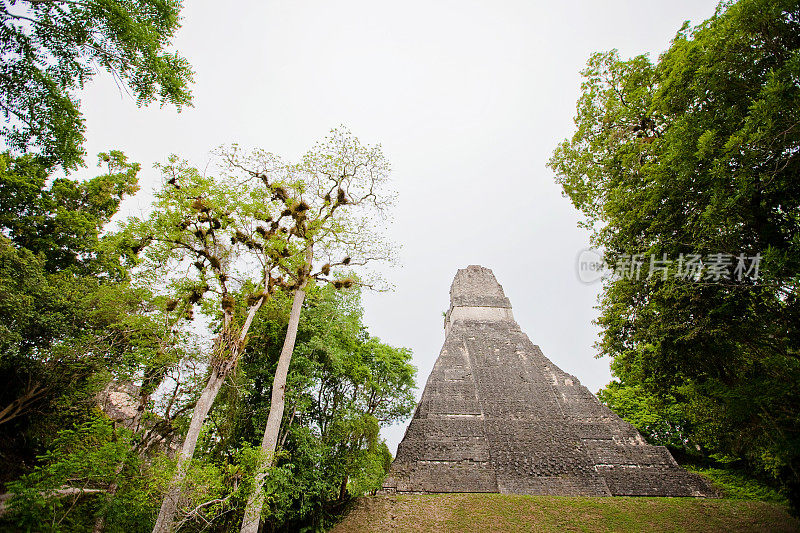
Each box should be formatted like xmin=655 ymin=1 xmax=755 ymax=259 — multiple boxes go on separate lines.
xmin=134 ymin=129 xmax=394 ymax=532
xmin=549 ymin=0 xmax=800 ymax=508
xmin=223 ymin=129 xmax=395 ymax=533
xmin=0 ymin=0 xmax=193 ymax=169
xmin=133 ymin=157 xmax=294 ymax=533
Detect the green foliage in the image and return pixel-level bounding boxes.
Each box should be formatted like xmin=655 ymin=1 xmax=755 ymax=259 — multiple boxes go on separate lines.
xmin=1 ymin=415 xmax=245 ymax=532
xmin=685 ymin=466 xmax=788 ymax=503
xmin=205 ymin=284 xmax=416 ymax=531
xmin=550 ymin=0 xmax=800 ymax=510
xmin=0 ymin=152 xmax=146 ymax=432
xmin=128 ymin=153 xmax=293 ymax=328
xmin=2 ymin=415 xmax=145 ymax=532
xmin=0 ymin=151 xmax=184 ymax=521
xmin=0 ymin=0 xmax=193 ymax=169
xmin=597 ymin=381 xmax=693 ymax=450
xmin=0 ymin=151 xmax=140 ymax=274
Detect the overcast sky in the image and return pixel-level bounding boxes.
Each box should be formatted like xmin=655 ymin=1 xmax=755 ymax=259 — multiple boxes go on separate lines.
xmin=77 ymin=0 xmax=721 ymax=453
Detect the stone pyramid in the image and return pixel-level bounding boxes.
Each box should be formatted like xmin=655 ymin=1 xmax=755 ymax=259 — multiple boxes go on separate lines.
xmin=382 ymin=265 xmax=714 ymax=496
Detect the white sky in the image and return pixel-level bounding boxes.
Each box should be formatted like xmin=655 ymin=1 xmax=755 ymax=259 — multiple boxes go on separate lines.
xmin=76 ymin=0 xmax=721 ymax=453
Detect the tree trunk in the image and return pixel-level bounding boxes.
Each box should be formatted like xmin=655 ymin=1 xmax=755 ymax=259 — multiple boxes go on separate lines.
xmin=0 ymin=488 xmax=107 ymax=517
xmin=0 ymin=380 xmax=46 ymax=426
xmin=152 ymin=298 xmax=263 ymax=533
xmin=240 ymin=288 xmax=306 ymax=533
xmin=151 ymin=367 xmax=225 ymax=533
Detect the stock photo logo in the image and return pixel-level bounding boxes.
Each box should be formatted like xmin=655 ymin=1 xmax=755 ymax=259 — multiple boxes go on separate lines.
xmin=576 ymin=249 xmax=762 ymax=285
xmin=576 ymin=248 xmax=611 ymax=284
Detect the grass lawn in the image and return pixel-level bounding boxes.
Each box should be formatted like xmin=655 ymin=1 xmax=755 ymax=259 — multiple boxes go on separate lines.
xmin=331 ymin=493 xmax=799 ymax=532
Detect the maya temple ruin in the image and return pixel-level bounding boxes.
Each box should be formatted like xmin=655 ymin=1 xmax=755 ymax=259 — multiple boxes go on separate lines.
xmin=382 ymin=265 xmax=714 ymax=497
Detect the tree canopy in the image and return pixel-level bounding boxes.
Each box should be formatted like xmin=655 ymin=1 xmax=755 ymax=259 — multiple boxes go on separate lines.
xmin=0 ymin=0 xmax=193 ymax=169
xmin=550 ymin=0 xmax=800 ymax=509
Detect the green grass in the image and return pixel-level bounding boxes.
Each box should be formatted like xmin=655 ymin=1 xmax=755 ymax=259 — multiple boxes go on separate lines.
xmin=331 ymin=493 xmax=799 ymax=532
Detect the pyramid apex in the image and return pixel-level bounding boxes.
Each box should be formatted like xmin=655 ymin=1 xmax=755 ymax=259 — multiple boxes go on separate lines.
xmin=450 ymin=265 xmax=512 ymax=309
xmin=444 ymin=267 xmax=514 ymax=333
